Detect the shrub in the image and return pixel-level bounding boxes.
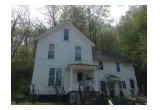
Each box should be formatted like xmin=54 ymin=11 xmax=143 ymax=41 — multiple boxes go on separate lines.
xmin=119 ymin=90 xmax=124 ymax=97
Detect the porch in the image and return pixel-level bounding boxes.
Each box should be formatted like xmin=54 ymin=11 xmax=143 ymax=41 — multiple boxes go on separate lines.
xmin=67 ymin=63 xmax=98 ymax=92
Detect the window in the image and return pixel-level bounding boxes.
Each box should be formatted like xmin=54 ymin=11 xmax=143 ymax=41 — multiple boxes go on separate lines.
xmin=130 ymin=79 xmax=135 ymax=88
xmin=64 ymin=29 xmax=69 ymax=40
xmin=48 ymin=68 xmax=62 ymax=86
xmin=116 ymin=63 xmax=120 ymax=72
xmin=48 ymin=68 xmax=55 ymax=86
xmin=48 ymin=44 xmax=55 ymax=58
xmin=99 ymin=61 xmax=103 ymax=70
xmin=75 ymin=47 xmax=81 ymax=61
xmin=118 ymin=81 xmax=126 ymax=89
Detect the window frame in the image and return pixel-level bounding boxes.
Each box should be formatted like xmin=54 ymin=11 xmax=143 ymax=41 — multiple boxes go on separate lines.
xmin=48 ymin=68 xmax=62 ymax=86
xmin=75 ymin=46 xmax=81 ymax=61
xmin=64 ymin=29 xmax=69 ymax=41
xmin=48 ymin=44 xmax=55 ymax=59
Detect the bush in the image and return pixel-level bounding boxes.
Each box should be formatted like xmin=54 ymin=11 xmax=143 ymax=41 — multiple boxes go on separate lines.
xmin=109 ymin=89 xmax=115 ymax=97
xmin=11 ymin=62 xmax=33 ymax=101
xmin=119 ymin=90 xmax=124 ymax=97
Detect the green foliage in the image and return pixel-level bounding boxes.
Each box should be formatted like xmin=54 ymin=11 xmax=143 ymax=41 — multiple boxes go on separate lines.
xmin=117 ymin=5 xmax=147 ymax=94
xmin=117 ymin=5 xmax=147 ymax=66
xmin=11 ymin=62 xmax=33 ymax=100
xmin=119 ymin=90 xmax=124 ymax=97
xmin=59 ymin=5 xmax=88 ymax=36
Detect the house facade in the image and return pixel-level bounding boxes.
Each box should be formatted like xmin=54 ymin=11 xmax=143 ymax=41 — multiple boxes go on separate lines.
xmin=31 ymin=22 xmax=139 ymax=104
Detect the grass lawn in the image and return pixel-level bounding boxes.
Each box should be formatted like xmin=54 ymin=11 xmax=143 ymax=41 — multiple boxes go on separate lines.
xmin=11 ymin=100 xmax=68 ymax=105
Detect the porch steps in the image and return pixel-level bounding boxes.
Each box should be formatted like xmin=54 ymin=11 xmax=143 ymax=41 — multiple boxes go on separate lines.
xmin=82 ymin=93 xmax=98 ymax=105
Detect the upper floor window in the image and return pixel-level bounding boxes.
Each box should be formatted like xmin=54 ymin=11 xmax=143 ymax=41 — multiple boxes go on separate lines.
xmin=64 ymin=29 xmax=69 ymax=40
xmin=118 ymin=81 xmax=126 ymax=89
xmin=99 ymin=61 xmax=103 ymax=70
xmin=130 ymin=79 xmax=135 ymax=88
xmin=48 ymin=44 xmax=55 ymax=59
xmin=75 ymin=46 xmax=81 ymax=61
xmin=116 ymin=63 xmax=120 ymax=72
xmin=48 ymin=68 xmax=62 ymax=86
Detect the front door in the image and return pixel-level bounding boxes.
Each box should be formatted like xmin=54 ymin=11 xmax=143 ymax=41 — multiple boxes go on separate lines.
xmin=77 ymin=72 xmax=84 ymax=91
xmin=77 ymin=72 xmax=83 ymax=82
xmin=100 ymin=81 xmax=106 ymax=92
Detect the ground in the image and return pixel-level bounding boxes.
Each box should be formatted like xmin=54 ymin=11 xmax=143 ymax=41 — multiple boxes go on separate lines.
xmin=111 ymin=96 xmax=147 ymax=105
xmin=11 ymin=100 xmax=67 ymax=105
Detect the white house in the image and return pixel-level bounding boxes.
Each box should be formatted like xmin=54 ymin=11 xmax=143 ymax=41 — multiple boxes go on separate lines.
xmin=31 ymin=21 xmax=139 ymax=104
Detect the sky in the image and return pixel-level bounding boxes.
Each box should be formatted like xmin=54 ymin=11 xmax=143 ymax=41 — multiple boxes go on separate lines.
xmin=29 ymin=5 xmax=129 ymax=26
xmin=109 ymin=5 xmax=129 ymax=25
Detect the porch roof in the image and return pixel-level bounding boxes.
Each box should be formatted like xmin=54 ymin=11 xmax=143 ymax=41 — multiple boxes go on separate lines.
xmin=67 ymin=63 xmax=98 ymax=71
xmin=106 ymin=75 xmax=121 ymax=81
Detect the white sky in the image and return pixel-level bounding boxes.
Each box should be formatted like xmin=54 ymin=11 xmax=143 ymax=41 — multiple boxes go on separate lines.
xmin=109 ymin=5 xmax=129 ymax=25
xmin=29 ymin=5 xmax=129 ymax=26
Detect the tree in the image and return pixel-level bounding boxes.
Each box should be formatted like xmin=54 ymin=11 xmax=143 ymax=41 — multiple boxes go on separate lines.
xmin=116 ymin=5 xmax=147 ymax=95
xmin=59 ymin=5 xmax=88 ymax=36
xmin=39 ymin=5 xmax=63 ymax=29
xmin=85 ymin=5 xmax=112 ymax=47
xmin=11 ymin=5 xmax=31 ymax=61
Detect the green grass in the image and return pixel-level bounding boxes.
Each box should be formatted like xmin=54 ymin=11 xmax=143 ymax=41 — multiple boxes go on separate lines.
xmin=11 ymin=101 xmax=68 ymax=105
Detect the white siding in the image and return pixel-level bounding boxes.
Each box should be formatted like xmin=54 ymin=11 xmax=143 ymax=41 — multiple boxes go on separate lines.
xmin=31 ymin=22 xmax=138 ymax=96
xmin=31 ymin=23 xmax=93 ymax=94
xmin=93 ymin=61 xmax=138 ymax=96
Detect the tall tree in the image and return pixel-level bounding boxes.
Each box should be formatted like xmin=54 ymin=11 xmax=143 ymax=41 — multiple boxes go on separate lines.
xmin=85 ymin=5 xmax=112 ymax=46
xmin=11 ymin=5 xmax=31 ymax=61
xmin=39 ymin=5 xmax=63 ymax=29
xmin=117 ymin=5 xmax=147 ymax=94
xmin=59 ymin=5 xmax=88 ymax=36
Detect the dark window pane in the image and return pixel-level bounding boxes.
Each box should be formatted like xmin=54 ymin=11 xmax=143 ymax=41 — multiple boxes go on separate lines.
xmin=56 ymin=68 xmax=62 ymax=77
xmin=49 ymin=68 xmax=55 ymax=76
xmin=116 ymin=63 xmax=120 ymax=72
xmin=99 ymin=62 xmax=103 ymax=70
xmin=130 ymin=79 xmax=135 ymax=88
xmin=75 ymin=47 xmax=81 ymax=60
xmin=56 ymin=77 xmax=61 ymax=86
xmin=64 ymin=29 xmax=69 ymax=40
xmin=48 ymin=44 xmax=55 ymax=58
xmin=48 ymin=77 xmax=54 ymax=86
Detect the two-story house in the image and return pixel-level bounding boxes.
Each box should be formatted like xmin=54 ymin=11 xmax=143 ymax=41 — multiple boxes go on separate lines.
xmin=31 ymin=21 xmax=138 ymax=104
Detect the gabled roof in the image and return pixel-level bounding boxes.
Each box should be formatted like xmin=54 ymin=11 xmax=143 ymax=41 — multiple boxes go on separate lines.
xmin=93 ymin=52 xmax=125 ymax=62
xmin=36 ymin=21 xmax=95 ymax=46
xmin=93 ymin=52 xmax=136 ymax=65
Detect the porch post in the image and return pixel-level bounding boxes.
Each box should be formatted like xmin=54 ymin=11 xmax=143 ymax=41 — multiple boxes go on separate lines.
xmin=70 ymin=68 xmax=73 ymax=91
xmin=94 ymin=70 xmax=98 ymax=91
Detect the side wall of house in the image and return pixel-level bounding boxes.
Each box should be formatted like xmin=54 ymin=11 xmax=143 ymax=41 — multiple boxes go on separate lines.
xmin=93 ymin=61 xmax=139 ymax=96
xmin=31 ymin=23 xmax=93 ymax=95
